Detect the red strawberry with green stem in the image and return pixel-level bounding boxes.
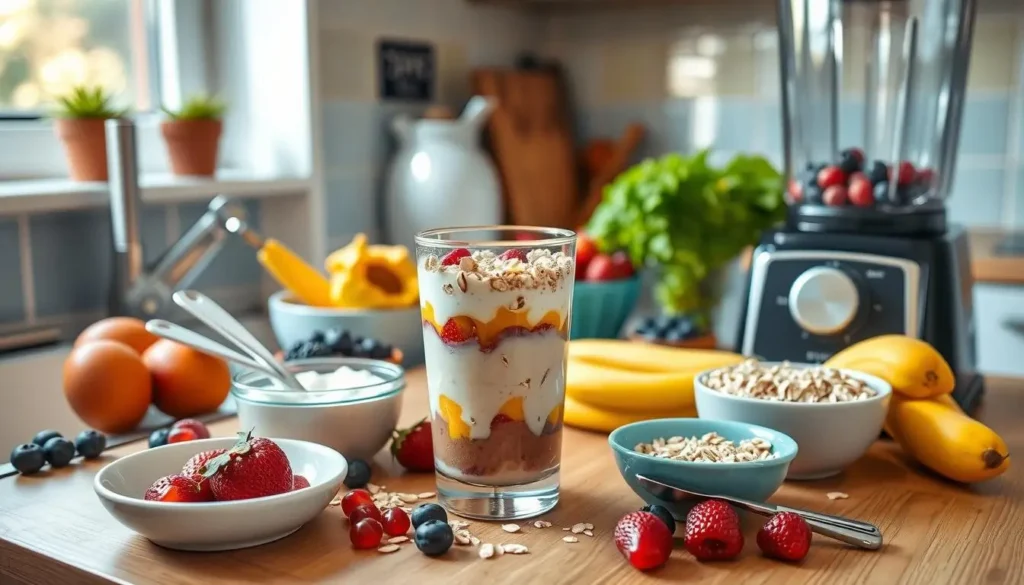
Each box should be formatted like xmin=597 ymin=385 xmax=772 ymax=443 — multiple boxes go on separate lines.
xmin=390 ymin=419 xmax=434 ymax=472
xmin=614 ymin=511 xmax=674 ymax=571
xmin=144 ymin=474 xmax=212 ymax=503
xmin=200 ymin=430 xmax=293 ymax=501
xmin=182 ymin=448 xmax=224 ymax=500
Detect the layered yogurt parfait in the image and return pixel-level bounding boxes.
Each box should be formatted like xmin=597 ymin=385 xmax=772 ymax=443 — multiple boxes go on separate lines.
xmin=415 ymin=226 xmax=576 ymax=520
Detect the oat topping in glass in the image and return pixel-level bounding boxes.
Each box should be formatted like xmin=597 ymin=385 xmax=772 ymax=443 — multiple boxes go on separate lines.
xmin=415 ymin=226 xmax=576 ymax=520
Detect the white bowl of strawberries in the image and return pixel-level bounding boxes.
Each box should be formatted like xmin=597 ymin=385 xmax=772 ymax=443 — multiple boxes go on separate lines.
xmin=94 ymin=433 xmax=347 ymax=551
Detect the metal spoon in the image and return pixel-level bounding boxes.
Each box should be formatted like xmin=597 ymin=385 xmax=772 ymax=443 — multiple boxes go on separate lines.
xmin=171 ymin=290 xmax=304 ymax=390
xmin=636 ymin=474 xmax=883 ymax=550
xmin=145 ymin=319 xmax=289 ymax=384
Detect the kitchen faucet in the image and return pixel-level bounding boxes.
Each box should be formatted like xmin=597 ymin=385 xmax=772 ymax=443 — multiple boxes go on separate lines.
xmin=105 ymin=119 xmax=251 ymax=318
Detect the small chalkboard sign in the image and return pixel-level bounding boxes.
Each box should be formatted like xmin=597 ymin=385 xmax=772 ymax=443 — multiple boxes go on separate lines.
xmin=378 ymin=39 xmax=435 ymax=102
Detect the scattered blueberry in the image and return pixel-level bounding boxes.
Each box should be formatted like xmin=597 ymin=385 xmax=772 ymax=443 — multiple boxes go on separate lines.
xmin=10 ymin=443 xmax=46 ymax=475
xmin=838 ymin=148 xmax=862 ymax=175
xmin=325 ymin=328 xmax=353 ymax=354
xmin=411 ymin=503 xmax=448 ymax=529
xmin=803 ymin=184 xmax=823 ymax=204
xmin=309 ymin=330 xmax=326 ymax=344
xmin=641 ymin=503 xmax=677 ymax=534
xmin=414 ymin=519 xmax=454 ymax=557
xmin=873 ymin=181 xmax=891 ymax=204
xmin=285 ymin=340 xmax=332 ymax=361
xmin=344 ymin=458 xmax=372 ymax=489
xmin=358 ymin=337 xmax=377 ymax=357
xmin=149 ymin=428 xmax=170 ymax=448
xmin=285 ymin=329 xmax=393 ymax=362
xmin=74 ymin=429 xmax=106 ymax=459
xmin=634 ymin=314 xmax=701 ymax=342
xmin=32 ymin=430 xmax=62 ymax=447
xmin=43 ymin=437 xmax=76 ymax=468
xmin=866 ymin=160 xmax=889 ymax=184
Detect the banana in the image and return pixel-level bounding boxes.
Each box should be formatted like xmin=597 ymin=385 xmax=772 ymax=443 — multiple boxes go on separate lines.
xmin=563 ymin=395 xmax=695 ymax=433
xmin=568 ymin=340 xmax=743 ymax=374
xmin=825 ymin=335 xmax=955 ymax=399
xmin=566 ymin=357 xmax=702 ymax=412
xmin=886 ymin=394 xmax=1010 ymax=483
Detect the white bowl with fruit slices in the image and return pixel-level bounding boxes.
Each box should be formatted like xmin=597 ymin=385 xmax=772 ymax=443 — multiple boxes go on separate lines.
xmin=94 ymin=435 xmax=347 ymax=551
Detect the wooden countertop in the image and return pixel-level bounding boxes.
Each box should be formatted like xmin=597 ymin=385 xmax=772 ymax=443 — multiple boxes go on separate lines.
xmin=970 ymin=229 xmax=1024 ymax=285
xmin=2 ymin=371 xmax=1023 ymax=584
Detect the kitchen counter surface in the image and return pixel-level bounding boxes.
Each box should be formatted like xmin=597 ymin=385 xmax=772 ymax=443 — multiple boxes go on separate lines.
xmin=2 ymin=370 xmax=1022 ymax=584
xmin=970 ymin=229 xmax=1024 ymax=285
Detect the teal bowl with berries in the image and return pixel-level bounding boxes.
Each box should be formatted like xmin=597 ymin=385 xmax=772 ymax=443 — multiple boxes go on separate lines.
xmin=570 ymin=275 xmax=641 ymax=339
xmin=608 ymin=418 xmax=798 ymax=518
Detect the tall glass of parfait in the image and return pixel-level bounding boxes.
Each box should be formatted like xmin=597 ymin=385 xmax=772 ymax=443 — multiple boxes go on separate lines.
xmin=414 ymin=226 xmax=576 ymax=520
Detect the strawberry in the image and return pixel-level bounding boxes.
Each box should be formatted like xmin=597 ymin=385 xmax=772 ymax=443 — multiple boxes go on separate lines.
xmin=757 ymin=512 xmax=811 ymax=562
xmin=292 ymin=474 xmax=311 ymax=491
xmin=172 ymin=418 xmax=210 ymax=439
xmin=575 ymin=235 xmax=598 ymax=278
xmin=685 ymin=499 xmax=744 ymax=561
xmin=490 ymin=414 xmax=514 ymax=430
xmin=144 ymin=474 xmax=212 ymax=503
xmin=498 ymin=249 xmax=528 ymax=263
xmin=390 ymin=419 xmax=434 ymax=472
xmin=200 ymin=431 xmax=293 ymax=501
xmin=440 ymin=248 xmax=471 ymax=266
xmin=182 ymin=448 xmax=226 ymax=477
xmin=440 ymin=317 xmax=474 ymax=345
xmin=614 ymin=511 xmax=674 ymax=571
xmin=816 ymin=165 xmax=846 ymax=190
xmin=585 ymin=252 xmax=634 ymax=281
xmin=892 ymin=161 xmax=916 ymax=185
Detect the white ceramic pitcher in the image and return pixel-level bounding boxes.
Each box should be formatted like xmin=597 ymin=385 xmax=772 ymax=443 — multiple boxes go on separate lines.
xmin=384 ymin=96 xmax=503 ymax=251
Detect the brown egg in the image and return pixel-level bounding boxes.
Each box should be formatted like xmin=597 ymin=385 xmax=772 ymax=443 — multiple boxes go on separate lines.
xmin=143 ymin=339 xmax=231 ymax=419
xmin=63 ymin=340 xmax=152 ymax=434
xmin=74 ymin=317 xmax=160 ymax=355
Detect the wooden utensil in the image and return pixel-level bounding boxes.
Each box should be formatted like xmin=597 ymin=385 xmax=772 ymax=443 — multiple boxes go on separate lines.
xmin=472 ymin=68 xmax=579 ymax=228
xmin=576 ymin=123 xmax=645 ymax=228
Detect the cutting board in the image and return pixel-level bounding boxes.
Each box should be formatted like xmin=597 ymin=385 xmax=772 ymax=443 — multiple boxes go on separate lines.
xmin=472 ymin=68 xmax=579 ymax=229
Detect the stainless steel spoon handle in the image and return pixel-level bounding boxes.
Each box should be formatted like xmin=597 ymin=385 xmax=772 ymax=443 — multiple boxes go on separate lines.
xmin=146 ymin=319 xmax=284 ymax=381
xmin=727 ymin=497 xmax=882 ymax=550
xmin=171 ymin=290 xmax=303 ymax=390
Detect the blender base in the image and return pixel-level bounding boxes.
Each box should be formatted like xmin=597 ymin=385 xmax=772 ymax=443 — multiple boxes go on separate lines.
xmin=787 ymin=200 xmax=947 ymax=236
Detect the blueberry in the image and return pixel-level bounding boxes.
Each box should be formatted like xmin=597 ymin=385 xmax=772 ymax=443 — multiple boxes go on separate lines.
xmin=149 ymin=428 xmax=170 ymax=448
xmin=867 ymin=160 xmax=888 ymax=184
xmin=309 ymin=330 xmax=326 ymax=344
xmin=674 ymin=318 xmax=695 ymax=338
xmin=802 ymin=184 xmax=823 ymax=205
xmin=43 ymin=437 xmax=75 ymax=468
xmin=350 ymin=337 xmax=366 ymax=357
xmin=10 ymin=443 xmax=46 ymax=475
xmin=414 ymin=519 xmax=454 ymax=557
xmin=325 ymin=328 xmax=354 ymax=355
xmin=344 ymin=458 xmax=372 ymax=489
xmin=641 ymin=504 xmax=677 ymax=534
xmin=32 ymin=429 xmax=62 ymax=447
xmin=411 ymin=503 xmax=448 ymax=529
xmin=370 ymin=343 xmax=392 ymax=360
xmin=359 ymin=337 xmax=377 ymax=356
xmin=285 ymin=340 xmax=332 ymax=361
xmin=838 ymin=149 xmax=862 ymax=174
xmin=664 ymin=330 xmax=684 ymax=342
xmin=872 ymin=181 xmax=891 ymax=204
xmin=74 ymin=430 xmax=106 ymax=459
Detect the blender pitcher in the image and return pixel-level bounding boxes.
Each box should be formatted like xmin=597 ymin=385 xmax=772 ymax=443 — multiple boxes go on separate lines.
xmin=778 ymin=0 xmax=977 ymax=235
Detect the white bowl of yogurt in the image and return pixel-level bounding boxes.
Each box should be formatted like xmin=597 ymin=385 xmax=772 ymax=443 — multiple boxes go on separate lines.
xmin=232 ymin=357 xmax=405 ymax=461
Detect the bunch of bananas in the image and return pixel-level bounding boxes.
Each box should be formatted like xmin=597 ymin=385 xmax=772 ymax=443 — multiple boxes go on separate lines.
xmin=826 ymin=335 xmax=1009 ymax=484
xmin=563 ymin=340 xmax=744 ymax=432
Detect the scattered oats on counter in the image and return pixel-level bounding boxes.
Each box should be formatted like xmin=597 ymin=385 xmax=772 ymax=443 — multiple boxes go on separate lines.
xmin=634 ymin=432 xmax=776 ymax=463
xmin=827 ymin=491 xmax=850 ymax=500
xmin=703 ymin=359 xmax=876 ymax=403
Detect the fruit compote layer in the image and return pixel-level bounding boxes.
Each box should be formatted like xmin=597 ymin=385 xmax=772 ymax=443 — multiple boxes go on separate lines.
xmin=418 ymin=247 xmax=574 ymax=486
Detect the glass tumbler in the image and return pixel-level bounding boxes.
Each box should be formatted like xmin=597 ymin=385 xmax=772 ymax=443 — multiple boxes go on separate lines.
xmin=414 ymin=226 xmax=577 ymax=520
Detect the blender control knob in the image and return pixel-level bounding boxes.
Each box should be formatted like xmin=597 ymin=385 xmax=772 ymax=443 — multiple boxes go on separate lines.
xmin=787 ymin=267 xmax=860 ymax=336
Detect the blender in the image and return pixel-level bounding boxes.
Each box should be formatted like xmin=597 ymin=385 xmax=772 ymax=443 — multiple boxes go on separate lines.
xmin=736 ymin=0 xmax=984 ymax=411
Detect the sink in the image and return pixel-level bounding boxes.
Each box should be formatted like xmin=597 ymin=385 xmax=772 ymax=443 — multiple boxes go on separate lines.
xmin=0 ymin=315 xmax=276 ymax=461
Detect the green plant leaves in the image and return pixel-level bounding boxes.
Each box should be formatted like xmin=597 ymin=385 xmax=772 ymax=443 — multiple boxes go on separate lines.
xmin=586 ymin=150 xmax=786 ymax=316
xmin=52 ymin=85 xmax=126 ymax=119
xmin=163 ymin=94 xmax=227 ymax=121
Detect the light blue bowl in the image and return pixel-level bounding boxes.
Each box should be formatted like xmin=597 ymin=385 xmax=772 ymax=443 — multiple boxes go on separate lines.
xmin=570 ymin=276 xmax=641 ymax=339
xmin=608 ymin=418 xmax=798 ymax=519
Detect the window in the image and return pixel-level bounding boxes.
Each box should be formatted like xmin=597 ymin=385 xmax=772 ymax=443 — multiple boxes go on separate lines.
xmin=0 ymin=0 xmax=158 ymax=117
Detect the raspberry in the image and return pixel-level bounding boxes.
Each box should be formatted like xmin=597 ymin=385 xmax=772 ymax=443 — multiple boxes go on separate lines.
xmin=498 ymin=249 xmax=528 ymax=263
xmin=816 ymin=165 xmax=846 ymax=190
xmin=757 ymin=512 xmax=812 ymax=562
xmin=614 ymin=511 xmax=674 ymax=571
xmin=685 ymin=499 xmax=744 ymax=561
xmin=440 ymin=248 xmax=471 ymax=266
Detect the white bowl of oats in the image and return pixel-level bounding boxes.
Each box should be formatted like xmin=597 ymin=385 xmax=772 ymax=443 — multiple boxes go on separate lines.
xmin=694 ymin=359 xmax=892 ymax=480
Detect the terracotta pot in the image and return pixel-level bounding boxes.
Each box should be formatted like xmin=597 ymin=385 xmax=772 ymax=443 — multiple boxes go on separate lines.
xmin=54 ymin=118 xmax=109 ymax=181
xmin=160 ymin=119 xmax=222 ymax=177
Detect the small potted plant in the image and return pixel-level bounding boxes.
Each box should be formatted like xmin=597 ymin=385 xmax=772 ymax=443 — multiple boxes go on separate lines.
xmin=160 ymin=94 xmax=226 ymax=176
xmin=53 ymin=85 xmax=126 ymax=181
xmin=587 ymin=150 xmax=787 ymax=347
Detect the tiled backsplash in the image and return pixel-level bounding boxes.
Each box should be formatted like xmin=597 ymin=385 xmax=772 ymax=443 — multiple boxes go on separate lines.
xmin=0 ymin=200 xmax=265 ymax=332
xmin=316 ymin=0 xmax=1024 ymax=239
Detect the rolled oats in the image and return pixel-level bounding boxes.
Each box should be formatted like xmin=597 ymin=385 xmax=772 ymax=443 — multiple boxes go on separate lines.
xmin=533 ymin=520 xmax=552 ymax=529
xmin=562 ymin=536 xmax=579 ymax=543
xmin=377 ymin=544 xmax=401 ymax=553
xmin=583 ymin=530 xmax=594 ymax=537
xmin=703 ymin=359 xmax=876 ymax=403
xmin=570 ymin=523 xmax=587 ymax=534
xmin=502 ymin=544 xmax=529 ymax=555
xmin=454 ymin=530 xmax=472 ymax=545
xmin=634 ymin=432 xmax=777 ymax=463
xmin=501 ymin=523 xmax=521 ymax=533
xmin=386 ymin=536 xmax=409 ymax=544
xmin=479 ymin=543 xmax=496 ymax=559
xmin=417 ymin=492 xmax=436 ymax=499
xmin=827 ymin=491 xmax=850 ymax=500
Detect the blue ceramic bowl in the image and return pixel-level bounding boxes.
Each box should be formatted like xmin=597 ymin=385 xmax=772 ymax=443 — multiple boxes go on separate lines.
xmin=570 ymin=276 xmax=641 ymax=339
xmin=608 ymin=418 xmax=798 ymax=518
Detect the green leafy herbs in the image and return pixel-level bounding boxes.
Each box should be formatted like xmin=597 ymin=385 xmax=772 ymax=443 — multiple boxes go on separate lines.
xmin=162 ymin=94 xmax=227 ymax=121
xmin=52 ymin=85 xmax=126 ymax=119
xmin=586 ymin=150 xmax=786 ymax=317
